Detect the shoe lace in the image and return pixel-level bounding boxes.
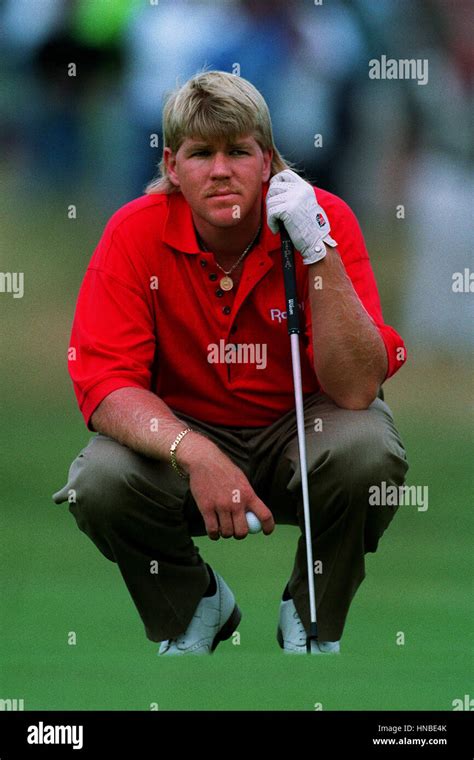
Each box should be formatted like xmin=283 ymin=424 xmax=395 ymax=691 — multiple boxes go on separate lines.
xmin=293 ymin=610 xmax=306 ymax=641
xmin=161 ymin=634 xmax=184 ymax=653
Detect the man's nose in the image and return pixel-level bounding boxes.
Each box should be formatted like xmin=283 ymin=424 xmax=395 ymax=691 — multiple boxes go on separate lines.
xmin=209 ymin=152 xmax=232 ymax=177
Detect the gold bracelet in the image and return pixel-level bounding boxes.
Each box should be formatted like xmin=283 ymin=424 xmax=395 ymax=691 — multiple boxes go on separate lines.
xmin=170 ymin=428 xmax=192 ymax=478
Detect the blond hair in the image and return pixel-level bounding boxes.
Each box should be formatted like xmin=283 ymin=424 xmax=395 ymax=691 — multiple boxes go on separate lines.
xmin=145 ymin=70 xmax=291 ymax=194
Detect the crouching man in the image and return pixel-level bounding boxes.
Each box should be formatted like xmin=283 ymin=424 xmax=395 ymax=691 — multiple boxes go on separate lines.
xmin=53 ymin=71 xmax=409 ymax=655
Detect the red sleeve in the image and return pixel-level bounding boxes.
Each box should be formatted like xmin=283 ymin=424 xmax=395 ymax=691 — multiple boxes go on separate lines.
xmin=303 ymin=192 xmax=407 ymax=382
xmin=68 ymin=220 xmax=156 ymax=430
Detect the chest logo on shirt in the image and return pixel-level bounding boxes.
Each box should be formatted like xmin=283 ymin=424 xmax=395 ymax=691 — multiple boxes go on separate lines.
xmin=269 ymin=301 xmax=305 ymax=323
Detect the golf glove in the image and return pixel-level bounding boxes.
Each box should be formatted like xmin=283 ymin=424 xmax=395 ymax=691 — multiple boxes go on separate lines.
xmin=266 ymin=169 xmax=338 ymax=265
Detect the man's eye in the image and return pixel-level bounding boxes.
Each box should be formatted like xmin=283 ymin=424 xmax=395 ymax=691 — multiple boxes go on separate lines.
xmin=191 ymin=150 xmax=248 ymax=157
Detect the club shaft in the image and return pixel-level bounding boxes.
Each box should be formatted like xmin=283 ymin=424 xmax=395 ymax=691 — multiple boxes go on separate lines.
xmin=278 ymin=222 xmax=318 ymax=631
xmin=290 ymin=333 xmax=317 ymax=627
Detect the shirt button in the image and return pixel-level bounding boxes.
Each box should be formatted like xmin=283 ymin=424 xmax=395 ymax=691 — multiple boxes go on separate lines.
xmin=215 ymin=288 xmax=224 ymax=297
xmin=200 ymin=259 xmax=207 ymax=267
xmin=209 ymin=273 xmax=218 ymax=281
xmin=223 ymin=306 xmax=231 ymax=315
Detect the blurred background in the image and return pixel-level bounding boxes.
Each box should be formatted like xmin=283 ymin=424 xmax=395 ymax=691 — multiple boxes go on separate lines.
xmin=1 ymin=0 xmax=472 ymax=711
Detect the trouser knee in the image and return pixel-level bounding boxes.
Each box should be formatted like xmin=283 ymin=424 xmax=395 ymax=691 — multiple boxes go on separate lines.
xmin=66 ymin=438 xmax=136 ymax=533
xmin=308 ymin=421 xmax=408 ymax=547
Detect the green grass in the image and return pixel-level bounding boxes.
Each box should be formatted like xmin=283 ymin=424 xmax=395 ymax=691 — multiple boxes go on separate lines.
xmin=0 ymin=398 xmax=472 ymax=711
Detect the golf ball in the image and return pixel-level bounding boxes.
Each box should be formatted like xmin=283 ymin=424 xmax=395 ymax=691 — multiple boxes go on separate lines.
xmin=246 ymin=511 xmax=262 ymax=534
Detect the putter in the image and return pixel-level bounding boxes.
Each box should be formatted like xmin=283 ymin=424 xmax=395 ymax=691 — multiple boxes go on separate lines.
xmin=279 ymin=221 xmax=319 ymax=654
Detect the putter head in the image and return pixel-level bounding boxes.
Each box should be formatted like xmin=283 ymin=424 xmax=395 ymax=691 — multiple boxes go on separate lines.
xmin=307 ymin=636 xmax=320 ymax=654
xmin=307 ymin=621 xmax=319 ymax=653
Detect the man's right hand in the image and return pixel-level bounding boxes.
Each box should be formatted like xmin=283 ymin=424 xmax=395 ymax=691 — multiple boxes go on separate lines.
xmin=178 ymin=435 xmax=275 ymax=540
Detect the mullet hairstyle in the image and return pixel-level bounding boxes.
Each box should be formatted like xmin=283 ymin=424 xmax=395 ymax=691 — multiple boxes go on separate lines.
xmin=145 ymin=70 xmax=292 ymax=194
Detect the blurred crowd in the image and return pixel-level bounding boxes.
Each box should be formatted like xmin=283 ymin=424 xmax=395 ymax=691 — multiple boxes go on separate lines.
xmin=1 ymin=0 xmax=472 ymax=354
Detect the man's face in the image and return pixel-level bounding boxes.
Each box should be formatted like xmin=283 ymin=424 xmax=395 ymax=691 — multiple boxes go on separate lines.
xmin=164 ymin=134 xmax=272 ymax=227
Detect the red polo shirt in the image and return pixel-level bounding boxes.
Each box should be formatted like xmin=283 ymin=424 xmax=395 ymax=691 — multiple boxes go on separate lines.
xmin=68 ymin=183 xmax=406 ymax=429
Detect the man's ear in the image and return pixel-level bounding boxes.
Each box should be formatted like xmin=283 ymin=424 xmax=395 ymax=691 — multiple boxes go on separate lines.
xmin=163 ymin=147 xmax=180 ymax=187
xmin=262 ymin=148 xmax=273 ymax=183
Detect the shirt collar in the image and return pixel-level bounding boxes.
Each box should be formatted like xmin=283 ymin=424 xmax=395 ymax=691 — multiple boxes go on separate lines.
xmin=162 ymin=181 xmax=280 ymax=255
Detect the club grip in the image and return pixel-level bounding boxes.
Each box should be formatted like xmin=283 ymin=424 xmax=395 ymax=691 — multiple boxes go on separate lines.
xmin=279 ymin=222 xmax=300 ymax=334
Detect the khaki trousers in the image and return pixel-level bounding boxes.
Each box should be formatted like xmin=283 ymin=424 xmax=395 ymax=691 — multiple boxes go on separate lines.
xmin=52 ymin=392 xmax=409 ymax=642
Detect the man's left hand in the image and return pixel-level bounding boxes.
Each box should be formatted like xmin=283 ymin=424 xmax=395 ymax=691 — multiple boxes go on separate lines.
xmin=266 ymin=169 xmax=338 ymax=265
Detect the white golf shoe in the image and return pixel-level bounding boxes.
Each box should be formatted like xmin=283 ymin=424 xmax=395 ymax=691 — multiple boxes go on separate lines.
xmin=158 ymin=568 xmax=241 ymax=656
xmin=277 ymin=598 xmax=340 ymax=654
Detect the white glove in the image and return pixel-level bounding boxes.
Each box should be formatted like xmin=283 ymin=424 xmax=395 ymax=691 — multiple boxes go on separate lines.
xmin=266 ymin=169 xmax=338 ymax=265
